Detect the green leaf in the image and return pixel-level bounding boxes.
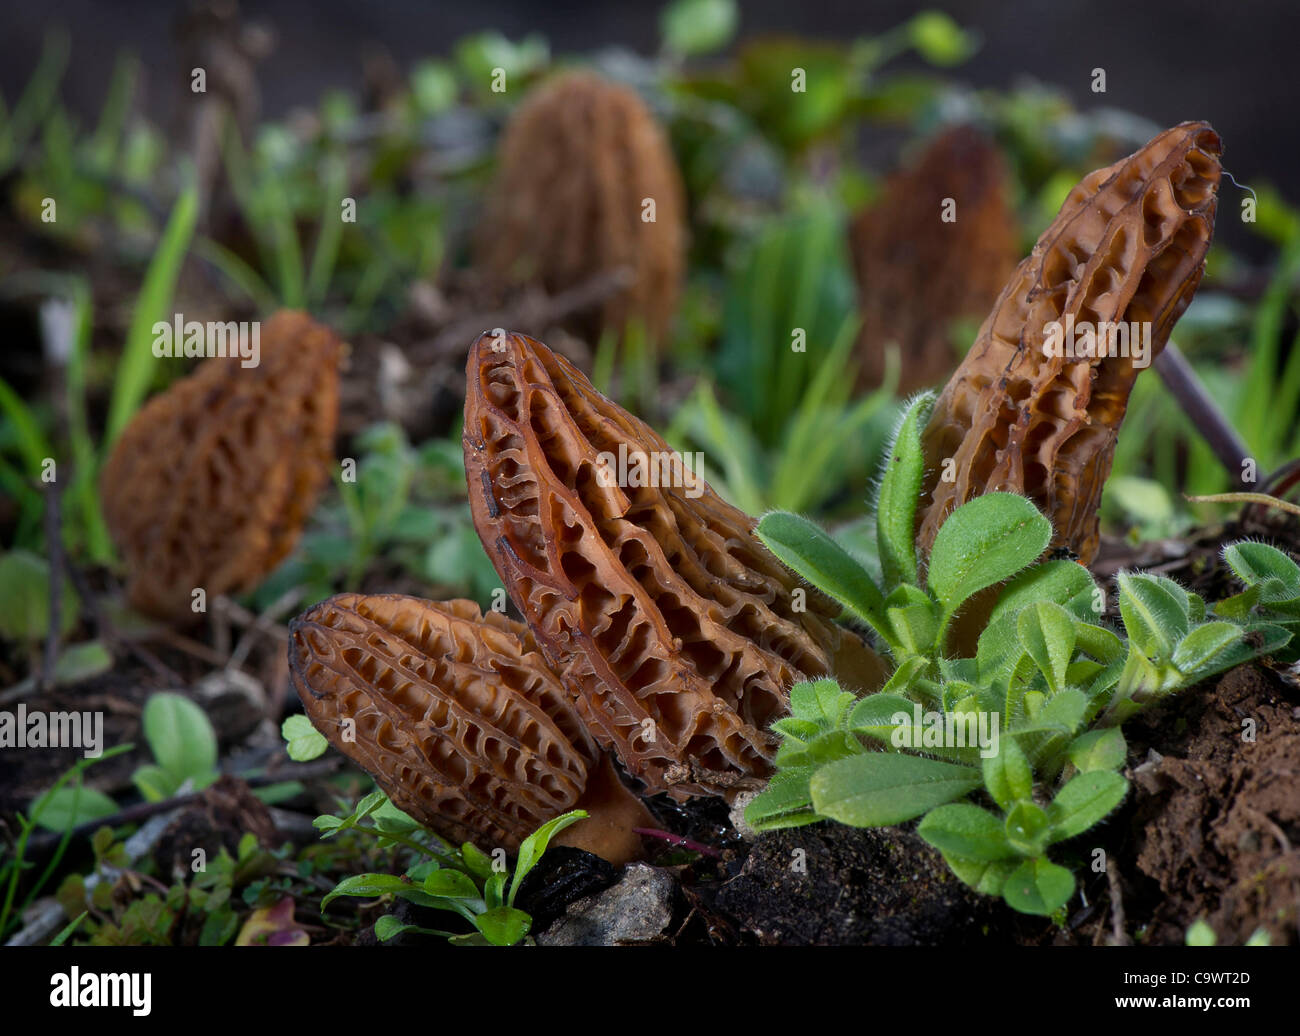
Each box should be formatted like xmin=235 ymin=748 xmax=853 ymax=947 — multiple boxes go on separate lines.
xmin=322 ymin=873 xmax=443 ymax=912
xmin=1171 ymin=622 xmax=1245 ymax=675
xmin=508 ymin=809 xmax=587 ymax=907
xmin=810 ymin=753 xmax=981 ymax=827
xmin=990 ymin=560 xmax=1098 ymax=623
xmin=1068 ymin=728 xmax=1127 ymax=773
xmin=940 ymin=853 xmax=1017 ymax=896
xmin=30 ymin=784 xmax=119 ymax=832
xmin=52 ymin=640 xmax=112 ymax=685
xmin=484 ymin=871 xmax=507 ymax=911
xmin=1017 ymin=602 xmax=1075 ymax=694
xmin=132 ymin=764 xmax=179 ymax=803
xmin=886 ymin=601 xmax=940 ymax=655
xmin=1048 ymin=771 xmax=1128 ymax=842
xmin=460 ymin=843 xmax=495 ymax=882
xmin=1185 ymin=918 xmax=1217 ymax=946
xmin=1004 ymin=801 xmax=1051 ymax=856
xmin=1223 ymin=541 xmax=1300 ymax=596
xmin=874 ymin=392 xmax=933 ymax=589
xmin=789 ymin=678 xmax=853 ymax=725
xmin=918 ymin=803 xmax=1016 ymax=861
xmin=927 ymin=493 xmax=1051 ymax=615
xmin=982 ymin=737 xmax=1033 ymax=810
xmin=1074 ymin=622 xmax=1126 ymax=664
xmin=745 ymin=773 xmax=823 ymax=831
xmin=424 ymin=869 xmax=482 ymax=900
xmin=660 ymin=0 xmax=738 ymax=57
xmin=1117 ymin=572 xmax=1189 ymax=659
xmin=1002 ymin=857 xmax=1074 ymax=915
xmin=770 ymin=717 xmax=821 ymax=742
xmin=847 ymin=693 xmax=915 ymax=743
xmin=907 ymin=11 xmax=976 ymax=66
xmin=757 ymin=511 xmax=887 ymax=632
xmin=142 ymin=692 xmax=217 ymax=782
xmin=281 ymin=715 xmax=329 ymax=762
xmin=49 ymin=911 xmax=87 ymax=947
xmin=106 ymin=180 xmax=198 ymax=446
xmin=1036 ymin=688 xmax=1089 ymax=735
xmin=0 ymin=549 xmax=77 ymax=641
xmin=474 ymin=906 xmax=532 ymax=946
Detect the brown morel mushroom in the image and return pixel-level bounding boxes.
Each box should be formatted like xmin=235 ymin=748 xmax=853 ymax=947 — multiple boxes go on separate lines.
xmin=101 ymin=309 xmax=342 ymax=619
xmin=850 ymin=125 xmax=1019 ymax=394
xmin=289 ymin=593 xmax=655 ymax=864
xmin=475 ymin=71 xmax=686 ymax=346
xmin=916 ymin=121 xmax=1222 ymax=566
xmin=462 ymin=329 xmax=877 ymax=799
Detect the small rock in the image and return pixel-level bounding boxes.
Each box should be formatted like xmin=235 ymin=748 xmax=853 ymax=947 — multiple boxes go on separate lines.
xmin=538 ymin=864 xmax=675 ymax=946
xmin=728 ymin=789 xmax=761 ymax=841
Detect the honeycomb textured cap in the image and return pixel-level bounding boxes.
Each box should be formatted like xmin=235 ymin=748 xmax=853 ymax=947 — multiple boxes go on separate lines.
xmin=463 ymin=329 xmax=847 ymax=798
xmin=916 ymin=121 xmax=1222 ymax=566
xmin=101 ymin=309 xmax=341 ymax=618
xmin=289 ymin=593 xmax=598 ymax=849
xmin=475 ymin=71 xmax=685 ymax=345
xmin=850 ymin=125 xmax=1019 ymax=395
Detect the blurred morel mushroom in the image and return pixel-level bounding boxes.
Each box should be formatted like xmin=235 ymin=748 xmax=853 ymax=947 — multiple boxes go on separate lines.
xmin=475 ymin=72 xmax=686 ymax=347
xmin=463 ymin=330 xmax=877 ymax=799
xmin=289 ymin=593 xmax=653 ymax=864
xmin=850 ymin=125 xmax=1019 ymax=394
xmin=101 ymin=309 xmax=341 ymax=619
xmin=916 ymin=121 xmax=1222 ymax=566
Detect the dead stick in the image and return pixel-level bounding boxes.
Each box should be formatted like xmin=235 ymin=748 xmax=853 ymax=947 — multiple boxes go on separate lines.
xmin=38 ymin=483 xmax=63 ymax=693
xmin=1154 ymin=342 xmax=1256 ymax=488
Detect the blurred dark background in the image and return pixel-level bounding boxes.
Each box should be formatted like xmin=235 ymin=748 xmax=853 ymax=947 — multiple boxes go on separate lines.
xmin=3 ymin=0 xmax=1298 ymax=189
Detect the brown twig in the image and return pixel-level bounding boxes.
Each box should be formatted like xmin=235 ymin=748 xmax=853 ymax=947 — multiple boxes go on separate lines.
xmin=1106 ymin=862 xmax=1130 ymax=946
xmin=1155 ymin=342 xmax=1257 ymax=488
xmin=38 ymin=482 xmax=64 ymax=694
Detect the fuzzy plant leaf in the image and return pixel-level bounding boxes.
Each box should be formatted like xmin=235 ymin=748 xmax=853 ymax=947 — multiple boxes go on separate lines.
xmin=1223 ymin=541 xmax=1300 ymax=600
xmin=989 ymin=559 xmax=1099 ymax=624
xmin=757 ymin=510 xmax=887 ymax=631
xmin=917 ymin=802 xmax=1016 ymax=861
xmin=1002 ymin=857 xmax=1074 ymax=915
xmin=926 ymin=493 xmax=1052 ymax=617
xmin=1117 ymin=572 xmax=1190 ymax=659
xmin=810 ymin=753 xmax=981 ymax=826
xmin=745 ymin=768 xmax=821 ymax=831
xmin=982 ymin=737 xmax=1034 ymax=810
xmin=1047 ymin=770 xmax=1128 ymax=842
xmin=1068 ymin=727 xmax=1127 ymax=772
xmin=1017 ymin=601 xmax=1076 ymax=695
xmin=874 ymin=392 xmax=934 ymax=590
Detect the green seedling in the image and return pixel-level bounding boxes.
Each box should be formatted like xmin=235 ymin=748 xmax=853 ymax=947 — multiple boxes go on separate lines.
xmin=749 ymin=393 xmax=1296 ymax=917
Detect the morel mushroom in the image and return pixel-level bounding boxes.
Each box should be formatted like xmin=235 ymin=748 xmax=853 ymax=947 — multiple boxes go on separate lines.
xmin=289 ymin=593 xmax=654 ymax=863
xmin=463 ymin=330 xmax=869 ymax=798
xmin=102 ymin=310 xmax=342 ymax=618
xmin=850 ymin=125 xmax=1019 ymax=394
xmin=475 ymin=71 xmax=686 ymax=346
xmin=916 ymin=121 xmax=1222 ymax=566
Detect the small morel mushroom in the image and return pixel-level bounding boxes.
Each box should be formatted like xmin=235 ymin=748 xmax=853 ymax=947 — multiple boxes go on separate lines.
xmin=101 ymin=309 xmax=342 ymax=618
xmin=850 ymin=125 xmax=1019 ymax=394
xmin=289 ymin=592 xmax=655 ymax=863
xmin=916 ymin=121 xmax=1222 ymax=566
xmin=475 ymin=71 xmax=686 ymax=346
xmin=462 ymin=330 xmax=872 ymax=798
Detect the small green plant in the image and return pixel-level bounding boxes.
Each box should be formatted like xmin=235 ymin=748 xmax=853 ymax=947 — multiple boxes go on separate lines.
xmin=747 ymin=394 xmax=1296 ymax=917
xmin=130 ymin=692 xmax=221 ymax=802
xmin=315 ymin=788 xmax=584 ymax=946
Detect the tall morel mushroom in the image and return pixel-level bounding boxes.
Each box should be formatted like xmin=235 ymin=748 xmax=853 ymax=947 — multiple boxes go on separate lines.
xmin=475 ymin=71 xmax=686 ymax=346
xmin=462 ymin=330 xmax=873 ymax=798
xmin=916 ymin=121 xmax=1222 ymax=566
xmin=850 ymin=125 xmax=1019 ymax=394
xmin=102 ymin=309 xmax=342 ymax=618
